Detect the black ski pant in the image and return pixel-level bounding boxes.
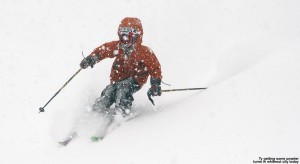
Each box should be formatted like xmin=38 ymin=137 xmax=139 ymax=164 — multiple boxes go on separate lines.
xmin=92 ymin=78 xmax=140 ymax=115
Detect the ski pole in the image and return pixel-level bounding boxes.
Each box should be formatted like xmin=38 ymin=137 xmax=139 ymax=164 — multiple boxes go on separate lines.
xmin=162 ymin=87 xmax=207 ymax=92
xmin=148 ymin=87 xmax=207 ymax=106
xmin=39 ymin=68 xmax=82 ymax=113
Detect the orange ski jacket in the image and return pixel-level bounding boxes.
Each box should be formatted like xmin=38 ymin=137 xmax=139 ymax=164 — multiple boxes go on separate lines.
xmin=89 ymin=17 xmax=162 ymax=87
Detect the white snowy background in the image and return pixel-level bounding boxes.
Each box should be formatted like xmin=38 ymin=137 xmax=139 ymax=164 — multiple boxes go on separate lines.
xmin=1 ymin=0 xmax=300 ymax=163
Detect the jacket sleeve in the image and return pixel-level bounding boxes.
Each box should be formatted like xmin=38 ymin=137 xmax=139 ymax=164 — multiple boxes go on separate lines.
xmin=89 ymin=41 xmax=117 ymax=62
xmin=144 ymin=48 xmax=162 ymax=80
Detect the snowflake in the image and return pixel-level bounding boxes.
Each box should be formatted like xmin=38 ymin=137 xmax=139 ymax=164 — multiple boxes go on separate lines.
xmin=113 ymin=50 xmax=119 ymax=56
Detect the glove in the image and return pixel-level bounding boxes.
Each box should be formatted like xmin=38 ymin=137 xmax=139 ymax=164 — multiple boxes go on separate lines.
xmin=80 ymin=55 xmax=98 ymax=69
xmin=147 ymin=78 xmax=162 ymax=97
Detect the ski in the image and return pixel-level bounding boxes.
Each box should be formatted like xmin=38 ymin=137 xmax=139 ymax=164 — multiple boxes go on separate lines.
xmin=59 ymin=111 xmax=142 ymax=146
xmin=89 ymin=112 xmax=141 ymax=142
xmin=90 ymin=136 xmax=104 ymax=142
xmin=90 ymin=116 xmax=114 ymax=142
xmin=59 ymin=132 xmax=77 ymax=146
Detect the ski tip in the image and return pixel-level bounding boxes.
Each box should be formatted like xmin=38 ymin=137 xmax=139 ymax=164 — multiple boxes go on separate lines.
xmin=58 ymin=140 xmax=70 ymax=146
xmin=58 ymin=132 xmax=78 ymax=146
xmin=90 ymin=136 xmax=104 ymax=142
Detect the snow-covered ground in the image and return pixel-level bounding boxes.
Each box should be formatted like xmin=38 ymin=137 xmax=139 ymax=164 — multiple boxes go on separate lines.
xmin=1 ymin=0 xmax=300 ymax=163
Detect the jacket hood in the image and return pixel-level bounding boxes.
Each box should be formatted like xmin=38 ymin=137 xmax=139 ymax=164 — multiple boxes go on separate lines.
xmin=118 ymin=17 xmax=143 ymax=47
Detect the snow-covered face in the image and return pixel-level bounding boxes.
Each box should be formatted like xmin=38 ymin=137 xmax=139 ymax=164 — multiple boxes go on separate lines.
xmin=118 ymin=27 xmax=140 ymax=48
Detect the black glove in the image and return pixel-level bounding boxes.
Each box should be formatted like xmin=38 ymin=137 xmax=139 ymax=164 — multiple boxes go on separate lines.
xmin=147 ymin=78 xmax=162 ymax=97
xmin=80 ymin=55 xmax=98 ymax=69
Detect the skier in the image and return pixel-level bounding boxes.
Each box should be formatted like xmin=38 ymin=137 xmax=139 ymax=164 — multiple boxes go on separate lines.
xmin=80 ymin=17 xmax=163 ymax=117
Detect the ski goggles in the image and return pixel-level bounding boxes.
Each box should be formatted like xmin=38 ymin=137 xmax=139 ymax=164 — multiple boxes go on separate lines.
xmin=118 ymin=27 xmax=140 ymax=45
